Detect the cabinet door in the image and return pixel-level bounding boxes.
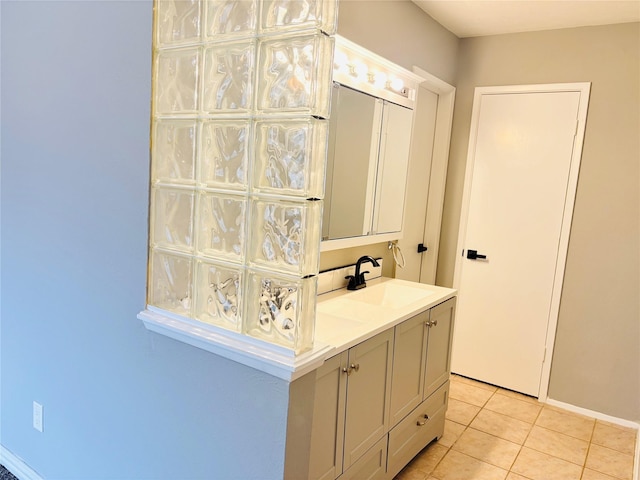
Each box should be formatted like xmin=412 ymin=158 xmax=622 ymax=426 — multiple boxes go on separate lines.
xmin=343 ymin=329 xmax=394 ymax=470
xmin=309 ymin=352 xmax=348 ymax=480
xmin=389 ymin=310 xmax=428 ymax=425
xmin=424 ymin=297 xmax=456 ymax=399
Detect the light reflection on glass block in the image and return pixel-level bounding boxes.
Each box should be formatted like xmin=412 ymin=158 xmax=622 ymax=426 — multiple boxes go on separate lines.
xmin=156 ymin=0 xmax=202 ymax=46
xmin=151 ymin=187 xmax=195 ymax=252
xmin=150 ymin=249 xmax=194 ymax=316
xmin=197 ymin=192 xmax=247 ymax=262
xmin=195 ymin=260 xmax=243 ymax=331
xmin=256 ymin=34 xmax=334 ymax=118
xmin=253 ymin=117 xmax=327 ymax=198
xmin=155 ymin=48 xmax=200 ymax=114
xmin=204 ymin=0 xmax=257 ymax=39
xmin=245 ymin=270 xmax=316 ymax=353
xmin=202 ymin=41 xmax=255 ymax=114
xmin=152 ymin=119 xmax=197 ymax=185
xmin=260 ymin=0 xmax=338 ymax=35
xmin=199 ymin=120 xmax=249 ymax=189
xmin=248 ymin=198 xmax=321 ymax=275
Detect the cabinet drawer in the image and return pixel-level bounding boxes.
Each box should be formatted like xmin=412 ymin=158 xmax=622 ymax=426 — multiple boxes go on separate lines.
xmin=387 ymin=381 xmax=449 ymax=479
xmin=338 ymin=436 xmax=388 ymax=480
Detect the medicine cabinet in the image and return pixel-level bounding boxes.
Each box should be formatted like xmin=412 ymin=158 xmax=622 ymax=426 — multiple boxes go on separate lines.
xmin=321 ymin=36 xmax=424 ymax=251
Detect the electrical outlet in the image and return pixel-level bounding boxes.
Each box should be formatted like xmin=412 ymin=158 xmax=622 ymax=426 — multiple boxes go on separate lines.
xmin=33 ymin=401 xmax=43 ymax=432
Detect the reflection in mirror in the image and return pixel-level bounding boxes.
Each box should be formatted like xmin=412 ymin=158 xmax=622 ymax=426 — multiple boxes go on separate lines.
xmin=323 ymin=84 xmax=381 ymax=240
xmin=322 ymin=83 xmax=413 ymax=241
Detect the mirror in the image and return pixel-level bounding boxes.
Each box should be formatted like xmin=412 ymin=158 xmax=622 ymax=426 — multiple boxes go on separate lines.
xmin=320 ymin=36 xmax=422 ymax=251
xmin=322 ymin=83 xmax=414 ymax=243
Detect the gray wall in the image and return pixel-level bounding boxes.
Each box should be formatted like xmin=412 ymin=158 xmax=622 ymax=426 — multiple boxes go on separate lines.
xmin=438 ymin=23 xmax=640 ymax=421
xmin=1 ymin=2 xmax=290 ymax=478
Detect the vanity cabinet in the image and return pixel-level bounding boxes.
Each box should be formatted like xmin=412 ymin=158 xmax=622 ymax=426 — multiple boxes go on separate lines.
xmin=307 ymin=297 xmax=456 ymax=480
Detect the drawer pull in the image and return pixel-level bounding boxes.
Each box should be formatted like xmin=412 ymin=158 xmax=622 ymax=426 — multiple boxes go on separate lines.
xmin=416 ymin=414 xmax=429 ymax=426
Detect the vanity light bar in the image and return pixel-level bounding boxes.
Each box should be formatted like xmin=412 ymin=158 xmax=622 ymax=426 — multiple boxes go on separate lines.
xmin=333 ymin=35 xmax=424 ymax=109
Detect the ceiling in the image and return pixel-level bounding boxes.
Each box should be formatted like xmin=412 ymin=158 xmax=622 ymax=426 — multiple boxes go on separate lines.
xmin=412 ymin=0 xmax=640 ymax=38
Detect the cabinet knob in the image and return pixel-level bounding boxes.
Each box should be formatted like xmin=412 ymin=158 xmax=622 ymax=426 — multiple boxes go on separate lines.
xmin=416 ymin=414 xmax=429 ymax=426
xmin=432 ymin=319 xmax=438 ymax=327
xmin=342 ymin=364 xmax=360 ymax=375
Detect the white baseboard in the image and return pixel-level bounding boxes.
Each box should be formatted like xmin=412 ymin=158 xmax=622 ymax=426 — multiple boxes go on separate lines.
xmin=545 ymin=398 xmax=640 ymax=480
xmin=0 ymin=445 xmax=43 ymax=480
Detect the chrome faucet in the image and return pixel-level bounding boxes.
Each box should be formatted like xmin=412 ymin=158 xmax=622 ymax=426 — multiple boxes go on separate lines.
xmin=346 ymin=256 xmax=380 ymax=290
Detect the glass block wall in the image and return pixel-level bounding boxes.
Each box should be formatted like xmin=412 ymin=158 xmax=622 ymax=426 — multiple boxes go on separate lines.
xmin=149 ymin=0 xmax=337 ymax=354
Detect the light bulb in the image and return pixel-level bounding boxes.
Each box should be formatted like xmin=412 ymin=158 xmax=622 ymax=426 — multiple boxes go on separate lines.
xmin=353 ymin=61 xmax=368 ymax=81
xmin=334 ymin=50 xmax=348 ymax=73
xmin=390 ymin=77 xmax=404 ymax=92
xmin=373 ymin=72 xmax=387 ymax=89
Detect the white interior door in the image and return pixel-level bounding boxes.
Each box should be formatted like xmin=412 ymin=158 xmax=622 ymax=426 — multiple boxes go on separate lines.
xmin=396 ymin=71 xmax=455 ymax=284
xmin=395 ymin=86 xmax=438 ymax=282
xmin=452 ymin=84 xmax=590 ymax=397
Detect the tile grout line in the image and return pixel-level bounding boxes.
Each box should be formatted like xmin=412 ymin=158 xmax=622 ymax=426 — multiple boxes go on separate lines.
xmin=507 ymin=394 xmax=545 ymax=479
xmin=578 ymin=419 xmax=597 ymax=479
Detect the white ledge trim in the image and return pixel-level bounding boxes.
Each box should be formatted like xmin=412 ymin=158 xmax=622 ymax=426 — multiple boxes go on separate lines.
xmin=138 ymin=307 xmax=334 ymax=382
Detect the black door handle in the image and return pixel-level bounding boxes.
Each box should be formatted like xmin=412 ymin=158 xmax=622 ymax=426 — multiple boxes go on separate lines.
xmin=467 ymin=249 xmax=487 ymax=260
xmin=417 ymin=243 xmax=428 ymax=253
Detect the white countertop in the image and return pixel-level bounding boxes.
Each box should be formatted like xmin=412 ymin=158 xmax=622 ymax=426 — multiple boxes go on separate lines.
xmin=315 ymin=277 xmax=457 ymax=355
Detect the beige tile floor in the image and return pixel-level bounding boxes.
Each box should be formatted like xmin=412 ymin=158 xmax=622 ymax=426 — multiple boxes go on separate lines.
xmin=395 ymin=374 xmax=638 ymax=480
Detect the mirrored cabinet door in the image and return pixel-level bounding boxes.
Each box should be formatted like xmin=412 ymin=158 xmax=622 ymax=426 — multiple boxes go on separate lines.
xmin=372 ymin=101 xmax=413 ymax=234
xmin=323 ymin=84 xmax=382 ymax=240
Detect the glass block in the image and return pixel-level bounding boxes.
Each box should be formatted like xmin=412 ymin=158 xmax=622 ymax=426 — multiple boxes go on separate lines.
xmin=256 ymin=33 xmax=334 ymax=118
xmin=149 ymin=249 xmax=194 ymax=316
xmin=202 ymin=41 xmax=255 ymax=114
xmin=196 ymin=191 xmax=247 ymax=262
xmin=253 ymin=117 xmax=327 ymax=198
xmin=156 ymin=0 xmax=202 ymax=46
xmin=151 ymin=187 xmax=195 ymax=252
xmin=204 ymin=0 xmax=257 ymax=39
xmin=259 ymin=0 xmax=338 ymax=35
xmin=199 ymin=120 xmax=250 ymax=190
xmin=247 ymin=197 xmax=321 ymax=275
xmin=152 ymin=119 xmax=197 ymax=185
xmin=244 ymin=270 xmax=316 ymax=353
xmin=194 ymin=260 xmax=243 ymax=331
xmin=155 ymin=48 xmax=200 ymax=115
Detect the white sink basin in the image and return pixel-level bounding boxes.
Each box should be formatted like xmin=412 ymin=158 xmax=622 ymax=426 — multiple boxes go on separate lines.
xmin=345 ymin=281 xmax=436 ymax=309
xmin=315 ymin=278 xmax=456 ymax=351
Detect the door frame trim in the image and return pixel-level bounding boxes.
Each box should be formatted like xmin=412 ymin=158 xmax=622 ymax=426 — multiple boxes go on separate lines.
xmin=453 ymin=83 xmax=591 ymax=400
